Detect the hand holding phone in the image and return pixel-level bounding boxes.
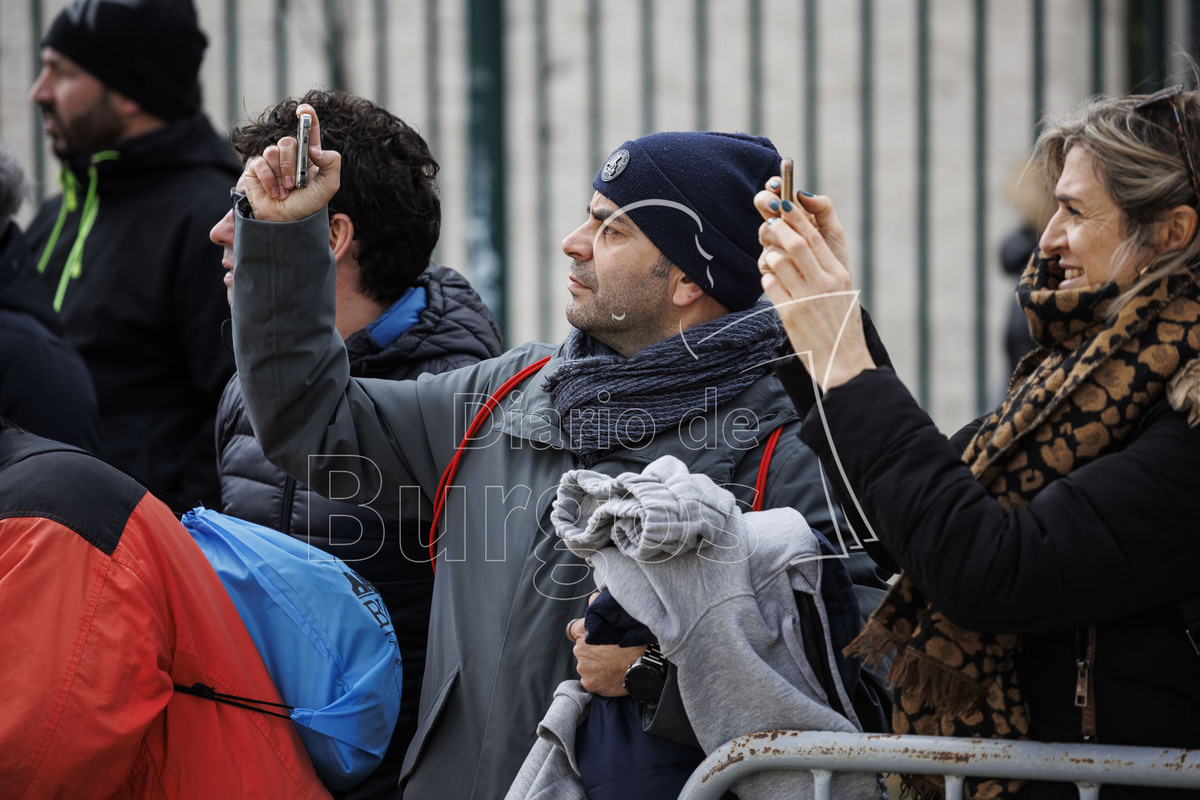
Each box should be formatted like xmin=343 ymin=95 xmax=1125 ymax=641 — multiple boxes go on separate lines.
xmin=242 ymin=104 xmax=341 ymax=223
xmin=296 ymin=113 xmax=312 ymax=189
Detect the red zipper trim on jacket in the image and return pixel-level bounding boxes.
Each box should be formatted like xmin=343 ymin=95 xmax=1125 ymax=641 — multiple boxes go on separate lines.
xmin=428 ymin=356 xmax=552 ymax=573
xmin=752 ymin=426 xmax=784 ymax=512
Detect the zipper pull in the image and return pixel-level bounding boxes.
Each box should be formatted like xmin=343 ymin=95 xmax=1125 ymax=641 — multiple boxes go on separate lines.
xmin=1074 ymin=658 xmax=1089 ymax=707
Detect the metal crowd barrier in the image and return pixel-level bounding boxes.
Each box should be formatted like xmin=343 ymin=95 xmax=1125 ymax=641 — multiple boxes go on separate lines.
xmin=678 ymin=731 xmax=1200 ymax=800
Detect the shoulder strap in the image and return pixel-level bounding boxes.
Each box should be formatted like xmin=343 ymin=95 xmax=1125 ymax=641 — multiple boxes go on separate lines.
xmin=428 ymin=355 xmax=552 ymax=572
xmin=751 ymin=425 xmax=784 ymax=512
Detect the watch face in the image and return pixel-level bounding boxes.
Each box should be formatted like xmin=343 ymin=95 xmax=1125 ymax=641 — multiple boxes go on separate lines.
xmin=624 ymin=665 xmax=665 ymax=703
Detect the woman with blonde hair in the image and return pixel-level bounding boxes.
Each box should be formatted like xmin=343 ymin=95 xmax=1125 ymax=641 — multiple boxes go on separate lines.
xmin=756 ymin=83 xmax=1200 ymax=799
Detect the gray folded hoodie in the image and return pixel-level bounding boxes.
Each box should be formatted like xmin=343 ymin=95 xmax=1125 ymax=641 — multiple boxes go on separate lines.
xmin=507 ymin=455 xmax=884 ymax=800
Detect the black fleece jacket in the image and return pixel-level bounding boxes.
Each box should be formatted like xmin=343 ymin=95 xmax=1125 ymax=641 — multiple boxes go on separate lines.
xmin=25 ymin=112 xmax=239 ymax=507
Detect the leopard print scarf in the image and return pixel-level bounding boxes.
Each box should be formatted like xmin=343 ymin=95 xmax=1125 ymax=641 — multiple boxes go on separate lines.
xmin=847 ymin=253 xmax=1200 ymax=800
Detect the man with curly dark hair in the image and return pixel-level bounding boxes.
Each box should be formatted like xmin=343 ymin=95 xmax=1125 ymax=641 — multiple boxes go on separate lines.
xmin=209 ymin=89 xmax=502 ymax=800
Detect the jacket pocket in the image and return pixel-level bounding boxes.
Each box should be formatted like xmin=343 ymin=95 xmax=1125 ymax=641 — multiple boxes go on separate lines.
xmin=398 ymin=664 xmax=460 ymax=783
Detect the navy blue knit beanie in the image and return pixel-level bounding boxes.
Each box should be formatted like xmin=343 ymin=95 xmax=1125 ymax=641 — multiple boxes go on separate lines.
xmin=44 ymin=0 xmax=207 ymax=122
xmin=592 ymin=131 xmax=780 ymax=312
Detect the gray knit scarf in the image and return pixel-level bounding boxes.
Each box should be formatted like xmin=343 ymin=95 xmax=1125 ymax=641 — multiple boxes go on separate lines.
xmin=544 ymin=301 xmax=783 ymax=461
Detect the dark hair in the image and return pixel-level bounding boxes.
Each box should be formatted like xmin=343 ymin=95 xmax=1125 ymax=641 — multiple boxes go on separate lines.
xmin=0 ymin=143 xmax=30 ymax=224
xmin=229 ymin=90 xmax=441 ymax=304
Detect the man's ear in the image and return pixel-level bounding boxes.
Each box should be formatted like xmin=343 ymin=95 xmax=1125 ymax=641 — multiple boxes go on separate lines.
xmin=1159 ymin=204 xmax=1200 ymax=252
xmin=671 ymin=270 xmax=708 ymax=308
xmin=109 ymin=90 xmax=162 ymax=135
xmin=329 ymin=212 xmax=356 ymax=261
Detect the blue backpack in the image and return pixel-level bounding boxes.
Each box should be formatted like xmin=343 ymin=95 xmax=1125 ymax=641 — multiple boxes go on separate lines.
xmin=178 ymin=507 xmax=402 ymax=790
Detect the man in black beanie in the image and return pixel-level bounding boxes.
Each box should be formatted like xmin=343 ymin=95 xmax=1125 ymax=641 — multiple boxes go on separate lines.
xmin=25 ymin=0 xmax=237 ymax=508
xmin=230 ymin=110 xmax=889 ymax=799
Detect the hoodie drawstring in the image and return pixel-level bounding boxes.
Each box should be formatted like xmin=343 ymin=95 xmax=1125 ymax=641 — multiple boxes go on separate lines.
xmin=37 ymin=150 xmax=119 ymax=312
xmin=35 ymin=170 xmax=76 ymax=277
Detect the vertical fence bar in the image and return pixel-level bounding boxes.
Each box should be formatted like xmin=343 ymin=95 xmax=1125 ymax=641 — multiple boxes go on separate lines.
xmin=916 ymin=0 xmax=931 ymax=408
xmin=274 ymin=0 xmax=288 ymax=101
xmin=811 ymin=769 xmax=833 ymax=800
xmin=425 ymin=0 xmax=441 ymax=265
xmin=1091 ymin=0 xmax=1105 ymax=95
xmin=641 ymin=0 xmax=655 ymax=135
xmin=535 ymin=0 xmax=553 ymax=341
xmin=324 ymin=0 xmax=344 ymax=89
xmin=1032 ymin=0 xmax=1045 ymax=139
xmin=973 ymin=0 xmax=988 ymax=413
xmin=588 ymin=0 xmax=602 ymax=170
xmin=695 ymin=0 xmax=708 ymax=131
xmin=1144 ymin=0 xmax=1168 ymax=91
xmin=30 ymin=0 xmax=46 ymax=204
xmin=374 ymin=0 xmax=388 ymax=107
xmin=467 ymin=0 xmax=508 ymax=334
xmin=225 ymin=0 xmax=238 ymax=126
xmin=859 ymin=0 xmax=874 ymax=313
xmin=804 ymin=0 xmax=818 ymax=189
xmin=1166 ymin=0 xmax=1193 ymax=86
xmin=425 ymin=0 xmax=440 ymax=160
xmin=749 ymin=0 xmax=763 ymax=135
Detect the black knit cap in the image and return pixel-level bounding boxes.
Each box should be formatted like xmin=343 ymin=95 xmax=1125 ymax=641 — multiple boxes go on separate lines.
xmin=43 ymin=0 xmax=207 ymax=122
xmin=592 ymin=131 xmax=781 ymax=312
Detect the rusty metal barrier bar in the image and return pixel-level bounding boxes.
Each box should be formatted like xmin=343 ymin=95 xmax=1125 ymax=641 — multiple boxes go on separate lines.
xmin=678 ymin=731 xmax=1200 ymax=800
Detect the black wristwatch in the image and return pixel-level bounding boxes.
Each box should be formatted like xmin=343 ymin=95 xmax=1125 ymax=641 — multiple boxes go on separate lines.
xmin=235 ymin=192 xmax=255 ymax=220
xmin=623 ymin=642 xmax=668 ymax=703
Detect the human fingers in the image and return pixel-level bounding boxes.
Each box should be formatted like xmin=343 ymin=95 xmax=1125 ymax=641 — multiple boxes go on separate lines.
xmin=276 ymin=133 xmax=299 ymax=192
xmin=243 ymin=148 xmax=281 ymax=206
xmin=793 ymin=191 xmax=849 ymax=268
xmin=297 ymin=103 xmax=337 ymax=179
xmin=565 ymin=617 xmax=586 ymax=643
xmin=754 ymin=187 xmax=781 ymax=222
xmin=758 ymin=240 xmax=816 ymax=300
xmin=763 ymin=200 xmax=850 ymax=290
xmin=240 ymin=147 xmax=340 ymax=224
xmin=298 ymin=104 xmax=320 ymax=154
xmin=573 ymin=641 xmax=642 ymax=696
xmin=753 ymin=168 xmax=790 ymax=221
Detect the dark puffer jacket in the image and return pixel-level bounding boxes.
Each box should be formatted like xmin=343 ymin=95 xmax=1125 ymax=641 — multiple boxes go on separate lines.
xmin=216 ymin=263 xmax=502 ymax=799
xmin=0 ymin=221 xmax=101 ymax=451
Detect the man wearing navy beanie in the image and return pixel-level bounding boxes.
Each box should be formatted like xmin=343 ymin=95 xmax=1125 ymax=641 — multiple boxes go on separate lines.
xmin=589 ymin=131 xmax=781 ymax=314
xmin=25 ymin=0 xmax=238 ymax=508
xmin=230 ymin=118 xmax=888 ymax=798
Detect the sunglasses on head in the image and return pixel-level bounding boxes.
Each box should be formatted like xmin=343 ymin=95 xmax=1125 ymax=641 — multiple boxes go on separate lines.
xmin=1133 ymin=83 xmax=1200 ymax=207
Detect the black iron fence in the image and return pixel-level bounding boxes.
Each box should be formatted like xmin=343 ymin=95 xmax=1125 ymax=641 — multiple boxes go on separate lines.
xmin=3 ymin=0 xmax=1195 ymax=425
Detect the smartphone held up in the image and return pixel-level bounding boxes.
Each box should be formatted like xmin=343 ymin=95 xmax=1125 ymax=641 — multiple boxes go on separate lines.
xmin=779 ymin=157 xmax=793 ymax=206
xmin=296 ymin=113 xmax=312 ymax=189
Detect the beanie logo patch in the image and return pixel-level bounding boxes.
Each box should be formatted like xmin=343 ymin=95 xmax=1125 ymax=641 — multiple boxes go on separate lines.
xmin=65 ymin=0 xmax=144 ymax=30
xmin=600 ymin=149 xmax=630 ymax=182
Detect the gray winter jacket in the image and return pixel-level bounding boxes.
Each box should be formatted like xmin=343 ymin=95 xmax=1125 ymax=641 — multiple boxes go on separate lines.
xmin=217 ymin=262 xmax=502 ymax=799
xmin=232 ymin=208 xmax=866 ymax=800
xmin=505 ymin=456 xmax=882 ymax=800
